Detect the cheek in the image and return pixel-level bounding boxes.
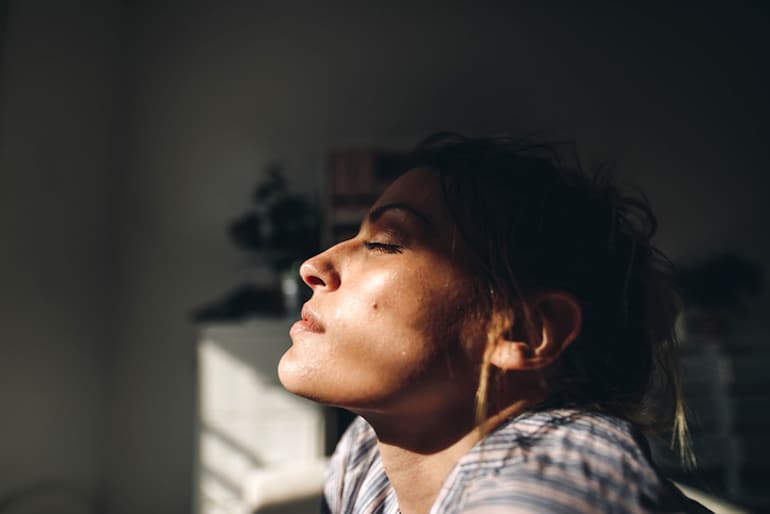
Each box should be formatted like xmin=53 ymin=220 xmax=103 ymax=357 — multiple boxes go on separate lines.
xmin=333 ymin=269 xmax=420 ymax=323
xmin=329 ymin=269 xmax=437 ymax=359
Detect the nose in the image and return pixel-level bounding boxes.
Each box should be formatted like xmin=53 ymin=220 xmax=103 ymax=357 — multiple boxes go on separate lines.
xmin=299 ymin=248 xmax=341 ymax=291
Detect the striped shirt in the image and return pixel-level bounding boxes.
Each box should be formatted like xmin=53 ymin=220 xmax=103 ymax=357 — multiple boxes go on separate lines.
xmin=323 ymin=409 xmax=711 ymax=514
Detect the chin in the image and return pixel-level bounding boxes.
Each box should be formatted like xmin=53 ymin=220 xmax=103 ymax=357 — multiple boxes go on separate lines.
xmin=279 ymin=363 xmax=365 ymax=411
xmin=277 ymin=352 xmax=305 ymax=391
xmin=278 ymin=352 xmax=324 ymax=401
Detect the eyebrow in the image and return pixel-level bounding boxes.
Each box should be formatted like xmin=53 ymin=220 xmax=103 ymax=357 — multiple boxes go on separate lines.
xmin=368 ymin=202 xmax=433 ymax=228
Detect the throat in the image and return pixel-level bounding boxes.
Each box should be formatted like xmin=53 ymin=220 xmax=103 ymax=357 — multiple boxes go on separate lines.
xmin=358 ymin=405 xmax=479 ymax=513
xmin=363 ymin=399 xmax=537 ymax=513
xmin=377 ymin=430 xmax=480 ymax=514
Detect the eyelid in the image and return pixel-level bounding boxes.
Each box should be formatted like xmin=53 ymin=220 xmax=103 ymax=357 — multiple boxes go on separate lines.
xmin=361 ymin=222 xmax=410 ymax=247
xmin=359 ymin=223 xmax=407 ymax=254
xmin=363 ymin=241 xmax=403 ymax=254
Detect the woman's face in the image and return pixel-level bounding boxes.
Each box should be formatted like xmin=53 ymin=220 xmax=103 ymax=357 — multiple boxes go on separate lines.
xmin=278 ymin=167 xmax=484 ymax=417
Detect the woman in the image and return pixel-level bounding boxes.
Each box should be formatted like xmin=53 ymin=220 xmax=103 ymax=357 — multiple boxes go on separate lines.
xmin=278 ymin=134 xmax=709 ymax=513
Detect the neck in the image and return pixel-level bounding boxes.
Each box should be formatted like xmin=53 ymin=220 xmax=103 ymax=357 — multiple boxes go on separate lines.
xmin=359 ymin=400 xmax=534 ymax=514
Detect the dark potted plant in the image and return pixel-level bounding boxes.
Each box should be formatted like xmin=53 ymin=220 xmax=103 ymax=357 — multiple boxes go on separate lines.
xmin=193 ymin=163 xmax=322 ymax=321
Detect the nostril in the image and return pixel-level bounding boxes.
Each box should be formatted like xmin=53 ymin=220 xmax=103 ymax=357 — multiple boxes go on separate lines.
xmin=300 ymin=258 xmax=339 ymax=290
xmin=307 ymin=275 xmax=326 ymax=287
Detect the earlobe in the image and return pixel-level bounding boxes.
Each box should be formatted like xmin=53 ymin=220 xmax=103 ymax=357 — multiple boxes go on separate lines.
xmin=488 ymin=292 xmax=582 ymax=371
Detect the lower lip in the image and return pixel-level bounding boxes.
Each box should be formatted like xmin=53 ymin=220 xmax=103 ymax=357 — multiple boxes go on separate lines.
xmin=290 ymin=319 xmax=324 ymax=337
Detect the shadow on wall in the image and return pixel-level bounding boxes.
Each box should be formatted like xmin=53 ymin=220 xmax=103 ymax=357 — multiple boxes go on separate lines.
xmin=0 ymin=480 xmax=99 ymax=514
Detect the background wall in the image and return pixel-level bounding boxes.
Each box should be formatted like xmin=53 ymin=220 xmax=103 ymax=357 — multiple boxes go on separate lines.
xmin=0 ymin=2 xmax=123 ymax=512
xmin=1 ymin=2 xmax=768 ymax=514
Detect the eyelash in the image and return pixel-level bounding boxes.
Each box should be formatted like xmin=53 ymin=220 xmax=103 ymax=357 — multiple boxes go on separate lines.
xmin=363 ymin=241 xmax=403 ymax=254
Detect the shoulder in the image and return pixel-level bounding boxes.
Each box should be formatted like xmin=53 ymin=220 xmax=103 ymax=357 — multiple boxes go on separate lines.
xmin=474 ymin=409 xmax=658 ymax=478
xmin=449 ymin=409 xmax=692 ymax=514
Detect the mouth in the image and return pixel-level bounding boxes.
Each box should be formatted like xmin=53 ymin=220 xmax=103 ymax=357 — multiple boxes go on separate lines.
xmin=289 ymin=304 xmax=325 ymax=336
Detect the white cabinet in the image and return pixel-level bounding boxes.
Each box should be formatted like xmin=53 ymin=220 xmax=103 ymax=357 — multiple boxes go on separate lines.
xmin=194 ymin=319 xmax=325 ymax=514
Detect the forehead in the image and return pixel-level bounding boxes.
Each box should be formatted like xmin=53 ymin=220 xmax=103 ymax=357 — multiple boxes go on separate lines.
xmin=372 ymin=167 xmax=448 ymax=225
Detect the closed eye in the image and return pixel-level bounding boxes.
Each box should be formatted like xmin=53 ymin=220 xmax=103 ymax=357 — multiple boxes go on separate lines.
xmin=363 ymin=241 xmax=403 ymax=254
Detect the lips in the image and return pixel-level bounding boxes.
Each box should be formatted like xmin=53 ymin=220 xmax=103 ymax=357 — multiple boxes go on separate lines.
xmin=290 ymin=304 xmax=325 ymax=336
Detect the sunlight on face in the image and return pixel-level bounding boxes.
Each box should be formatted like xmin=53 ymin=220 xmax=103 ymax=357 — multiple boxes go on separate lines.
xmin=278 ymin=168 xmax=484 ymax=418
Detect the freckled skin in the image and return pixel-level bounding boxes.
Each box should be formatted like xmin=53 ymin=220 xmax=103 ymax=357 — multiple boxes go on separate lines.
xmin=278 ymin=168 xmax=484 ymax=419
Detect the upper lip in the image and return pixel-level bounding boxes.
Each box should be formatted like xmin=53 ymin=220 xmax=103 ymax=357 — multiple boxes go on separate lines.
xmin=300 ymin=304 xmax=325 ymax=332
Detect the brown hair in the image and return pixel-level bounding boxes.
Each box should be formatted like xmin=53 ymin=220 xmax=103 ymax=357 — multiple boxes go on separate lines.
xmin=410 ymin=132 xmax=692 ymax=464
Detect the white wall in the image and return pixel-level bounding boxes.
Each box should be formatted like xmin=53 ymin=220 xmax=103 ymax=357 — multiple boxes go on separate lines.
xmin=2 ymin=3 xmax=768 ymax=514
xmin=0 ymin=1 xmax=123 ymax=510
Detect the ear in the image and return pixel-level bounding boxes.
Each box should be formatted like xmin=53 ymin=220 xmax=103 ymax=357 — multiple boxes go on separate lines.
xmin=489 ymin=292 xmax=582 ymax=371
